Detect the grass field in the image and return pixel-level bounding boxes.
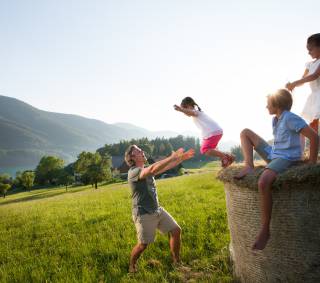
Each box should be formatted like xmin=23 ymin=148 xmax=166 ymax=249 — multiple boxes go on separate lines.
xmin=0 ymin=164 xmax=234 ymax=283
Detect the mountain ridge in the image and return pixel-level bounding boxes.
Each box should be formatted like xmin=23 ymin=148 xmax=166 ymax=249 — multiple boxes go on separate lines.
xmin=0 ymin=95 xmax=190 ymax=168
xmin=0 ymin=95 xmax=237 ymax=172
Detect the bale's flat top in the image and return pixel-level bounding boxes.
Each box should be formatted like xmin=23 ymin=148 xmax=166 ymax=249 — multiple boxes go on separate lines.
xmin=217 ymin=162 xmax=320 ymax=190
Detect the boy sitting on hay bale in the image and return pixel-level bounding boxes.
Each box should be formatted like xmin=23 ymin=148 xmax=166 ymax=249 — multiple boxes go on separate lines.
xmin=234 ymin=89 xmax=319 ymax=250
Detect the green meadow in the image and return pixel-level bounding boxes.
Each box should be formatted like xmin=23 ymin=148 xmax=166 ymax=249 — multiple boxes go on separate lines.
xmin=0 ymin=163 xmax=234 ymax=283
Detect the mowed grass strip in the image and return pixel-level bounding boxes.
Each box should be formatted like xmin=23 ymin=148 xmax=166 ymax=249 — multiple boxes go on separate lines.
xmin=0 ymin=171 xmax=233 ymax=283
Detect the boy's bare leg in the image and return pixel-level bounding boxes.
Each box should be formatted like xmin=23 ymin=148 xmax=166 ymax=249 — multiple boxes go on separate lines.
xmin=235 ymin=129 xmax=263 ymax=179
xmin=253 ymin=169 xmax=277 ymax=250
xmin=169 ymin=227 xmax=181 ymax=264
xmin=129 ymin=243 xmax=148 ymax=273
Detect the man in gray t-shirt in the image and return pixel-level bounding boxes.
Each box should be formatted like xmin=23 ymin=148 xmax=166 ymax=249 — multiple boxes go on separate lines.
xmin=125 ymin=145 xmax=194 ymax=273
xmin=128 ymin=165 xmax=159 ymax=217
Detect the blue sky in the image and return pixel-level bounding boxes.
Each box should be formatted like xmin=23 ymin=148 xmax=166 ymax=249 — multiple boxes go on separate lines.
xmin=1 ymin=0 xmax=319 ymax=142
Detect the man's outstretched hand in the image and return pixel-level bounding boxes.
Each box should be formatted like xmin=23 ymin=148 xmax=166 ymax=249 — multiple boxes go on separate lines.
xmin=171 ymin=148 xmax=184 ymax=160
xmin=171 ymin=148 xmax=195 ymax=162
xmin=181 ymin=148 xmax=195 ymax=161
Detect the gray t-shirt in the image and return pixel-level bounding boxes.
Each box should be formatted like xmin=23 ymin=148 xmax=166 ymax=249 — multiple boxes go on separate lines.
xmin=128 ymin=166 xmax=160 ymax=216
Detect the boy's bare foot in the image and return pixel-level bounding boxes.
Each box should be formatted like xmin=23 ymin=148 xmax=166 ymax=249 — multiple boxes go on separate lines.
xmin=234 ymin=166 xmax=254 ymax=180
xmin=252 ymin=229 xmax=270 ymax=250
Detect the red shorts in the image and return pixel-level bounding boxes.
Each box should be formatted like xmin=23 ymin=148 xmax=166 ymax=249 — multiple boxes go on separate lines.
xmin=200 ymin=134 xmax=223 ymax=154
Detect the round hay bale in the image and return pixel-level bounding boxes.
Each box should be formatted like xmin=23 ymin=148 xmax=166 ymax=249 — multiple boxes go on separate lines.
xmin=217 ymin=163 xmax=320 ymax=283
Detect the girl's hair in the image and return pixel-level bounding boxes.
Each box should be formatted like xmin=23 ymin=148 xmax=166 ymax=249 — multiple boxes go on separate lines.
xmin=124 ymin=145 xmax=136 ymax=167
xmin=180 ymin=97 xmax=202 ymax=111
xmin=268 ymin=89 xmax=293 ymax=111
xmin=307 ymin=33 xmax=320 ymax=47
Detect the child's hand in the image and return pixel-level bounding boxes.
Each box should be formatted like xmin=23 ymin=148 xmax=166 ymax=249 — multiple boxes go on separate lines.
xmin=174 ymin=104 xmax=182 ymax=111
xmin=286 ymin=82 xmax=296 ymax=92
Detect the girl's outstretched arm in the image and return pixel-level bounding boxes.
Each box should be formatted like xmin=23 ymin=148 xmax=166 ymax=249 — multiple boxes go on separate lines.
xmin=173 ymin=105 xmax=197 ymax=116
xmin=286 ymin=66 xmax=320 ymax=91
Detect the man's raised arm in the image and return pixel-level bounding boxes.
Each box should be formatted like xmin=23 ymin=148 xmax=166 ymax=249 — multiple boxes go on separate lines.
xmin=156 ymin=149 xmax=195 ymax=176
xmin=139 ymin=148 xmax=194 ymax=179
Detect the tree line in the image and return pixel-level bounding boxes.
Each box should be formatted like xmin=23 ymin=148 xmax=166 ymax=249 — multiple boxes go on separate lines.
xmin=0 ymin=135 xmax=244 ymax=197
xmin=97 ymin=136 xmax=244 ymax=162
xmin=97 ymin=135 xmax=202 ymax=159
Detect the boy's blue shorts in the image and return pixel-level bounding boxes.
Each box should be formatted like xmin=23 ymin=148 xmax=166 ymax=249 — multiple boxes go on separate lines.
xmin=254 ymin=139 xmax=297 ymax=174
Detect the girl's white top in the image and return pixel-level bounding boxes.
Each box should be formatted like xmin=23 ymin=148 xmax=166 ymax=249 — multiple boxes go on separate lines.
xmin=301 ymin=58 xmax=320 ymax=122
xmin=192 ymin=110 xmax=223 ymax=139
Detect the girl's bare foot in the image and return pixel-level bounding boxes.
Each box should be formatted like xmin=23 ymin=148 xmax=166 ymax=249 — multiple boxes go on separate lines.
xmin=226 ymin=154 xmax=235 ymax=167
xmin=221 ymin=156 xmax=228 ymax=168
xmin=234 ymin=166 xmax=254 ymax=179
xmin=221 ymin=154 xmax=234 ymax=168
xmin=252 ymin=229 xmax=270 ymax=250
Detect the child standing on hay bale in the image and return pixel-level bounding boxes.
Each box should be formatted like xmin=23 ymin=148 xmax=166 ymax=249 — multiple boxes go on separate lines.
xmin=234 ymin=89 xmax=319 ymax=250
xmin=286 ymin=33 xmax=320 ymax=135
xmin=174 ymin=97 xmax=234 ymax=168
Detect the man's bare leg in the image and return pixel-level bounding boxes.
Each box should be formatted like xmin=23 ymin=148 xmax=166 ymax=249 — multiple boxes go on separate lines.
xmin=235 ymin=129 xmax=264 ymax=179
xmin=129 ymin=243 xmax=148 ymax=273
xmin=169 ymin=227 xmax=181 ymax=264
xmin=252 ymin=169 xmax=277 ymax=250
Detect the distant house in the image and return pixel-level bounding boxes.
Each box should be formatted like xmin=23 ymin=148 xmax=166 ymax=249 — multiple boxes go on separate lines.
xmin=111 ymin=156 xmax=129 ymax=173
xmin=153 ymin=156 xmax=183 ymax=177
xmin=111 ymin=156 xmax=124 ymax=170
xmin=74 ymin=172 xmax=82 ymax=185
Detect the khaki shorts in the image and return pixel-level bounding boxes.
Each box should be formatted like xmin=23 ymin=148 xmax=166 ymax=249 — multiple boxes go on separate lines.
xmin=132 ymin=207 xmax=180 ymax=244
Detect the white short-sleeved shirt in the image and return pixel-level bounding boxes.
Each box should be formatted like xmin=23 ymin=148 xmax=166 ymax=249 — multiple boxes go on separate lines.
xmin=305 ymin=59 xmax=320 ymax=93
xmin=192 ymin=110 xmax=223 ymax=139
xmin=301 ymin=59 xmax=320 ymax=121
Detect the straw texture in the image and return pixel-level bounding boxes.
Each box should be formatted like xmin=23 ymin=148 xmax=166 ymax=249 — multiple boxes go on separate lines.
xmin=218 ymin=163 xmax=320 ymax=283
